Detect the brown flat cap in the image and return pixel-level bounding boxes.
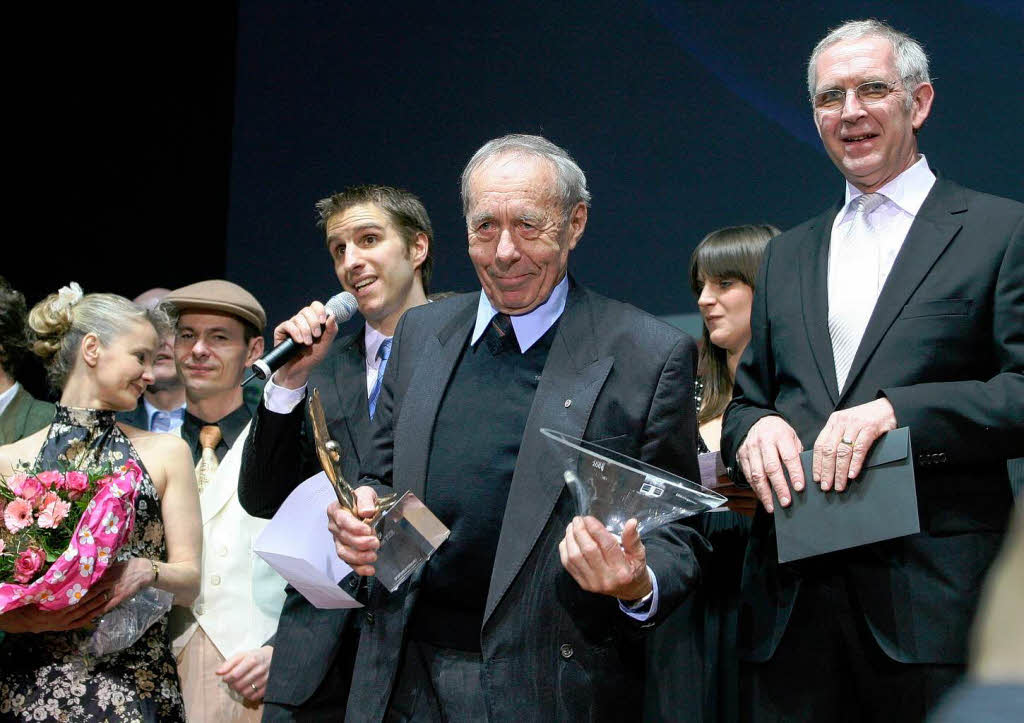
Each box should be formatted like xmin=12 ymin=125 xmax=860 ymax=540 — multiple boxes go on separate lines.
xmin=164 ymin=280 xmax=266 ymax=333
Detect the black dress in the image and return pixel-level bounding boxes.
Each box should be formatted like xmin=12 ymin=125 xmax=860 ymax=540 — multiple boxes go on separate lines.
xmin=643 ymin=380 xmax=752 ymax=723
xmin=0 ymin=405 xmax=185 ymax=722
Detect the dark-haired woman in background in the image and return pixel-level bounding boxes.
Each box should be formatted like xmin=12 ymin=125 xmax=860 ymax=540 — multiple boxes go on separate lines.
xmin=645 ymin=224 xmax=778 ymax=723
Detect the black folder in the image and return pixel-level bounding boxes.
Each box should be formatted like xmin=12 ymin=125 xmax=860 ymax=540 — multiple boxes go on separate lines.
xmin=774 ymin=427 xmax=919 ymax=563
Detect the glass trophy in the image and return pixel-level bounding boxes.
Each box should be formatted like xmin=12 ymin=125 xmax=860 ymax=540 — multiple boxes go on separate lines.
xmin=541 ymin=428 xmax=726 ymax=536
xmin=309 ymin=389 xmax=449 ymax=592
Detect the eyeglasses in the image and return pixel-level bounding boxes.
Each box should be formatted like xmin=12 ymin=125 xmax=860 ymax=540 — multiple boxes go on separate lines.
xmin=812 ymin=80 xmax=900 ymax=111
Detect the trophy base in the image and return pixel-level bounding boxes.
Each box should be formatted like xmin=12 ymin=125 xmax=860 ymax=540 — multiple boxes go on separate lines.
xmin=372 ymin=491 xmax=450 ymax=592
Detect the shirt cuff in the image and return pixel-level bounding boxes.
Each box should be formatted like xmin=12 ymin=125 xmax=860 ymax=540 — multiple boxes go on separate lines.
xmin=264 ymin=374 xmax=307 ymax=414
xmin=618 ymin=566 xmax=659 ymax=621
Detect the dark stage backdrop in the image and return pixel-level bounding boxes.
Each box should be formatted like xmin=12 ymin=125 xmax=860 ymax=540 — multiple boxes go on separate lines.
xmin=226 ymin=0 xmax=1023 ymax=335
xmin=6 ymin=1 xmax=1021 ymax=401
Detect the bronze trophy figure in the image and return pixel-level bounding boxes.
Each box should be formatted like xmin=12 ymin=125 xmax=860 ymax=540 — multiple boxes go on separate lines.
xmin=308 ymin=388 xmax=448 ymax=591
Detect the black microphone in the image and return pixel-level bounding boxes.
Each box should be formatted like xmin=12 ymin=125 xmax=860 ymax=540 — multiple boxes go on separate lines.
xmin=242 ymin=292 xmax=359 ymax=386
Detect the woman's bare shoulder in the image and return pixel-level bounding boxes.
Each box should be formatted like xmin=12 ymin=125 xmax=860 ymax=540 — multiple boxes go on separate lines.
xmin=118 ymin=425 xmax=191 ymax=468
xmin=120 ymin=426 xmax=191 ymax=452
xmin=0 ymin=427 xmax=49 ymax=476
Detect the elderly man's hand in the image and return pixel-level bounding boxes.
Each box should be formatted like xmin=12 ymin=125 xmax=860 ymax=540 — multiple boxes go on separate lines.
xmin=813 ymin=398 xmax=897 ymax=492
xmin=736 ymin=416 xmax=805 ymax=513
xmin=558 ymin=517 xmax=652 ymax=602
xmin=326 ymin=486 xmax=380 ymax=576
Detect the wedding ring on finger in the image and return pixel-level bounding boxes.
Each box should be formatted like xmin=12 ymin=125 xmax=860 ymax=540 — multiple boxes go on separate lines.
xmin=840 ymin=436 xmax=854 ymax=446
xmin=251 ymin=684 xmax=258 ymax=692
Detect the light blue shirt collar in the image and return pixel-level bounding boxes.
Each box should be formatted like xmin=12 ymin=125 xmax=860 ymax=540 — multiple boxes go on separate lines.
xmin=143 ymin=398 xmax=186 ymax=432
xmin=471 ymin=274 xmax=570 ymax=353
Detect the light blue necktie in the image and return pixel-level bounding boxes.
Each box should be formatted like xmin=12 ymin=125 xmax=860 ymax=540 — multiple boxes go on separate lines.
xmin=150 ymin=407 xmax=185 ymax=433
xmin=368 ymin=338 xmax=393 ymax=420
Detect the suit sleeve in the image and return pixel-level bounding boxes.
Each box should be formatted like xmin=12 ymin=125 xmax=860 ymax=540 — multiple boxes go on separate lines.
xmin=720 ymin=239 xmax=782 ymax=476
xmin=881 ymin=214 xmax=1024 ymax=463
xmin=636 ymin=332 xmax=712 ymax=626
xmin=238 ymin=398 xmax=322 ymax=518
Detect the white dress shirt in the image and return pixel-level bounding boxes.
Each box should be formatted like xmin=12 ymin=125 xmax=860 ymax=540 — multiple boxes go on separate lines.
xmin=827 ymin=155 xmax=936 ymax=384
xmin=0 ymin=382 xmax=20 ymax=418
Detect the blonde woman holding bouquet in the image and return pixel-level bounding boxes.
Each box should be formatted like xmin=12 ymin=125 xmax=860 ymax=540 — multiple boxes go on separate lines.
xmin=0 ymin=285 xmax=201 ymax=722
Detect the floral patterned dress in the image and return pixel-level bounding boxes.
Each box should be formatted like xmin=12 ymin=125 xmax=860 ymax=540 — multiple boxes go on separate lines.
xmin=0 ymin=406 xmax=185 ymax=722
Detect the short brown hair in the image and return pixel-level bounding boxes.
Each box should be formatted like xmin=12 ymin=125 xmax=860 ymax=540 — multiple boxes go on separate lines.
xmin=0 ymin=277 xmax=30 ymax=381
xmin=315 ymin=185 xmax=434 ymax=294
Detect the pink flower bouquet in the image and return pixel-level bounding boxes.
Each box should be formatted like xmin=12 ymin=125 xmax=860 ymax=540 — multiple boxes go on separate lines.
xmin=0 ymin=461 xmax=143 ymax=613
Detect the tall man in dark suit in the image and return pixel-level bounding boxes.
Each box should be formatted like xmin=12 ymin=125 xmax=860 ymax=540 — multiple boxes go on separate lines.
xmin=329 ymin=134 xmax=707 ymax=722
xmin=720 ymin=20 xmax=1023 ymax=722
xmin=238 ymin=185 xmax=433 ymax=720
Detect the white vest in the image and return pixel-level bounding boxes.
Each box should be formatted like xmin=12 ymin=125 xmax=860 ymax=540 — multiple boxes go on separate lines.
xmin=169 ymin=422 xmax=286 ymax=659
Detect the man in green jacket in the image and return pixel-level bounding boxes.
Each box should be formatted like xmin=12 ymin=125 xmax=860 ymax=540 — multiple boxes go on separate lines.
xmin=0 ymin=277 xmax=54 ymax=445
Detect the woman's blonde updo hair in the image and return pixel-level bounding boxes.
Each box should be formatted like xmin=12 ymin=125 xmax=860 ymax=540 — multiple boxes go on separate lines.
xmin=28 ymin=283 xmax=172 ymax=390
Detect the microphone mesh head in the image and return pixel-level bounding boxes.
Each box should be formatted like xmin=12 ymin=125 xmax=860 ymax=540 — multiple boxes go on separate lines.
xmin=325 ymin=292 xmax=359 ymax=322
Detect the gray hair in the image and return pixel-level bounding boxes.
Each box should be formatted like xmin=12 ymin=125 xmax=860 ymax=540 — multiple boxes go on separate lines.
xmin=807 ymin=19 xmax=930 ymax=110
xmin=29 ymin=289 xmax=172 ymax=391
xmin=460 ymin=134 xmax=591 ymax=220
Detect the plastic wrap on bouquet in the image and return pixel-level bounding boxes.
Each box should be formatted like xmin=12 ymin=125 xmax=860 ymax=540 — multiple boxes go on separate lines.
xmin=541 ymin=428 xmax=726 ymax=536
xmin=85 ymin=586 xmax=174 ymax=657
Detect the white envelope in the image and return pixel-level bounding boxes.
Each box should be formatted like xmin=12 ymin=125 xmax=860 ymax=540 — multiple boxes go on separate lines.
xmin=254 ymin=472 xmax=364 ymax=609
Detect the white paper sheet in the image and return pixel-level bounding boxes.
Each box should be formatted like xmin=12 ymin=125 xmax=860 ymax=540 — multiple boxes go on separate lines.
xmin=254 ymin=472 xmax=363 ymax=609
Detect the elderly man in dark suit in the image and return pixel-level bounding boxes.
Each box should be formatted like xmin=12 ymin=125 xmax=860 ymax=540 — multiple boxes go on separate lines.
xmin=720 ymin=19 xmax=1023 ymax=722
xmin=329 ymin=134 xmax=707 ymax=722
xmin=239 ymin=185 xmax=433 ymax=720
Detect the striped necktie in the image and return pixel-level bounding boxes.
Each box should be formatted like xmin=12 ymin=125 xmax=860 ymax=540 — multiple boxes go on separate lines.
xmin=368 ymin=337 xmax=393 ymax=420
xmin=829 ymin=192 xmax=887 ymax=393
xmin=485 ymin=313 xmax=517 ymax=355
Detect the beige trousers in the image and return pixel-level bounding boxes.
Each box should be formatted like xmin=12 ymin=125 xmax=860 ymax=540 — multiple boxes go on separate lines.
xmin=175 ymin=626 xmax=263 ymax=722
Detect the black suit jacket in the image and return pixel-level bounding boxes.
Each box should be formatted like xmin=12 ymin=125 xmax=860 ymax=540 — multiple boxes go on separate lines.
xmin=238 ymin=330 xmax=370 ymax=707
xmin=721 ymin=177 xmax=1024 ymax=664
xmin=347 ymin=283 xmax=707 ymax=723
xmin=115 ymin=399 xmax=148 ymax=430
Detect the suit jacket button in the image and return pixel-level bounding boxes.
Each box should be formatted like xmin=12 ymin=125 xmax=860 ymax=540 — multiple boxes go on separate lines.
xmin=564 ymin=399 xmax=572 ymax=408
xmin=366 ymin=612 xmax=375 ymax=625
xmin=559 ymin=643 xmax=574 ymax=659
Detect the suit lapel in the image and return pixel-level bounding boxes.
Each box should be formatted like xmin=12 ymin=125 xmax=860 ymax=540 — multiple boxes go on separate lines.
xmin=838 ymin=178 xmax=966 ymax=402
xmin=331 ymin=332 xmax=371 ymax=466
xmin=799 ymin=204 xmax=843 ymax=405
xmin=394 ymin=300 xmax=477 ymax=500
xmin=483 ymin=285 xmax=613 ymax=626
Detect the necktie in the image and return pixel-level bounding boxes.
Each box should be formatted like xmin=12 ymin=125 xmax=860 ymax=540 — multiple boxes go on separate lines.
xmin=485 ymin=313 xmax=518 ymax=355
xmin=829 ymin=192 xmax=887 ymax=393
xmin=368 ymin=337 xmax=393 ymax=420
xmin=194 ymin=425 xmax=222 ymax=493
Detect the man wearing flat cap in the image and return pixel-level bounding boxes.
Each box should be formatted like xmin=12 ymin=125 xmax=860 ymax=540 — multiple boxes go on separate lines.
xmin=163 ymin=279 xmax=287 ymax=722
